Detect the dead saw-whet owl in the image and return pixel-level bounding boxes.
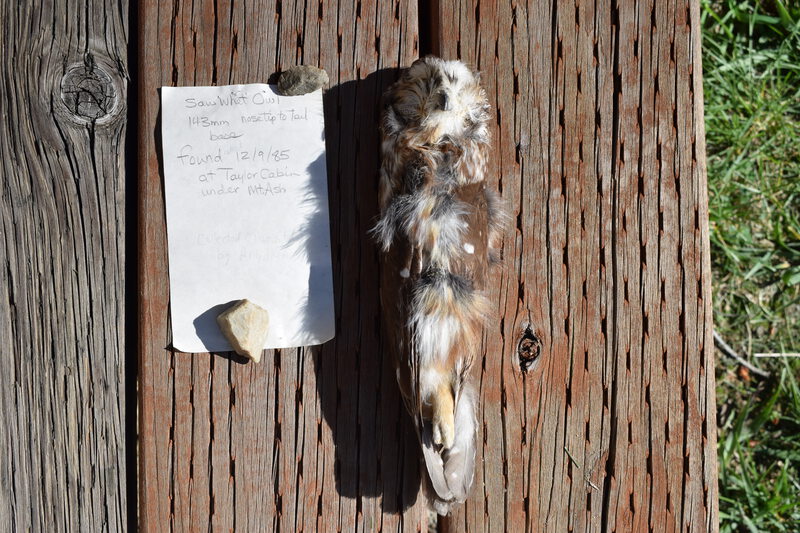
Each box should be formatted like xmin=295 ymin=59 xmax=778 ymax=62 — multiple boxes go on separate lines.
xmin=373 ymin=57 xmax=504 ymax=515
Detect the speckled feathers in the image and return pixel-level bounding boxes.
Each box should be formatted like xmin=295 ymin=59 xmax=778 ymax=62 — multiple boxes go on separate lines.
xmin=374 ymin=57 xmax=504 ymax=514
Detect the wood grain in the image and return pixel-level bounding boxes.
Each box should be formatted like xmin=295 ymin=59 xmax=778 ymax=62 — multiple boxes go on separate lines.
xmin=433 ymin=0 xmax=719 ymax=531
xmin=138 ymin=1 xmax=429 ymax=530
xmin=0 ymin=0 xmax=129 ymax=530
xmin=0 ymin=0 xmax=720 ymax=529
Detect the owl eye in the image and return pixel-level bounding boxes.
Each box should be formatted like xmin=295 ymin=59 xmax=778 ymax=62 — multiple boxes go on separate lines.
xmin=438 ymin=92 xmax=452 ymax=111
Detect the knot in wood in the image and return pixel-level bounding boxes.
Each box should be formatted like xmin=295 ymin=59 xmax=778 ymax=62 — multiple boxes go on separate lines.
xmin=517 ymin=326 xmax=541 ymax=372
xmin=60 ymin=55 xmax=116 ymax=121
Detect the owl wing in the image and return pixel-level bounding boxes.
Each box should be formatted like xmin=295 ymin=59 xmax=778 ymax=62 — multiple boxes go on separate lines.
xmin=375 ymin=142 xmax=504 ymax=513
xmin=417 ymin=178 xmax=494 ymax=513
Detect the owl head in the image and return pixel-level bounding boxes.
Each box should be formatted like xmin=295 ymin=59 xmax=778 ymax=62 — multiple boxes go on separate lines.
xmin=384 ymin=57 xmax=489 ymax=143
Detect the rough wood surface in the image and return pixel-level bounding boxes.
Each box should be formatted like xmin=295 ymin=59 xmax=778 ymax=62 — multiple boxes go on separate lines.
xmin=138 ymin=0 xmax=719 ymax=530
xmin=433 ymin=1 xmax=719 ymax=531
xmin=0 ymin=0 xmax=129 ymax=531
xmin=138 ymin=1 xmax=429 ymax=531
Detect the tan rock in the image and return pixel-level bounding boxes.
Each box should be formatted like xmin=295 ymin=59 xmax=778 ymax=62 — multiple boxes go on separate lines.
xmin=216 ymin=299 xmax=270 ymax=362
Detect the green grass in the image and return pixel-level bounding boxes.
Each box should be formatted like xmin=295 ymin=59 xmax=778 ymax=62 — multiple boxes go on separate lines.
xmin=702 ymin=1 xmax=800 ymax=530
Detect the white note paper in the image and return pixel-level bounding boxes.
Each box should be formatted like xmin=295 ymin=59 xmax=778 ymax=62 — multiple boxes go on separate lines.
xmin=161 ymin=84 xmax=335 ymax=353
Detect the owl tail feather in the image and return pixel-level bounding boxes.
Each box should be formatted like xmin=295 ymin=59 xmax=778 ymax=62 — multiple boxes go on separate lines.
xmin=420 ymin=383 xmax=477 ymax=515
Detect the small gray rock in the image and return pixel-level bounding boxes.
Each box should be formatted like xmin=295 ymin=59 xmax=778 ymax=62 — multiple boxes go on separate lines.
xmin=276 ymin=66 xmax=329 ymax=96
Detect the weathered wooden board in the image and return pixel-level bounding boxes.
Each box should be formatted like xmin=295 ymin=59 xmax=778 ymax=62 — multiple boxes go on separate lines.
xmin=0 ymin=0 xmax=719 ymax=529
xmin=137 ymin=1 xmax=429 ymax=531
xmin=0 ymin=0 xmax=129 ymax=530
xmin=433 ymin=1 xmax=719 ymax=531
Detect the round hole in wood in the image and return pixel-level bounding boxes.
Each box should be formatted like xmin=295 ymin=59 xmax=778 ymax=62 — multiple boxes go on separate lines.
xmin=517 ymin=325 xmax=542 ymax=372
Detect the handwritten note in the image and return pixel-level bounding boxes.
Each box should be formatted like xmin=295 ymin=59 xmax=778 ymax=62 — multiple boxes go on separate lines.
xmin=161 ymin=84 xmax=334 ymax=353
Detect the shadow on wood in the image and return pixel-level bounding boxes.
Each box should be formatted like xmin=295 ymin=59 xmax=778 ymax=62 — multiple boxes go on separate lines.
xmin=311 ymin=70 xmax=423 ymax=514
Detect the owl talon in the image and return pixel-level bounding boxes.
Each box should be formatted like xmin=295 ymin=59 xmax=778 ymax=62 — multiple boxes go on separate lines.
xmin=433 ymin=416 xmax=455 ymax=449
xmin=432 ymin=387 xmax=455 ymax=449
xmin=432 ymin=423 xmax=443 ymax=446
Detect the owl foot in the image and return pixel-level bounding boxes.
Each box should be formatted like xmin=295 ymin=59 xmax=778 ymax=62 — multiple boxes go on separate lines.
xmin=431 ymin=385 xmax=455 ymax=449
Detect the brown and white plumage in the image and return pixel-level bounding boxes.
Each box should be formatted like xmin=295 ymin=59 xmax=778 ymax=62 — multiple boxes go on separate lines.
xmin=373 ymin=57 xmax=503 ymax=514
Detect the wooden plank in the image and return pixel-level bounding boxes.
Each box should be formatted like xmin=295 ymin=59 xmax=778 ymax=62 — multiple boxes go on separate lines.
xmin=138 ymin=1 xmax=429 ymax=530
xmin=0 ymin=0 xmax=129 ymax=530
xmin=433 ymin=0 xmax=719 ymax=531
